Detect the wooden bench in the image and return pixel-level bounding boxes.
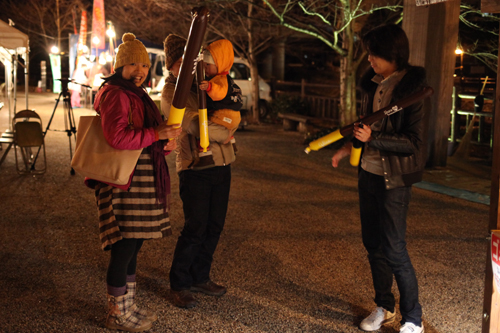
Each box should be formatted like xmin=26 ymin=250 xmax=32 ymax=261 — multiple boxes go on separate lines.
xmin=278 ymin=112 xmax=338 ymax=133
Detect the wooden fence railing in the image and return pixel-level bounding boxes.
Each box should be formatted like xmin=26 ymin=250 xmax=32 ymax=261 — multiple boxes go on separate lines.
xmin=271 ymin=79 xmax=341 ymax=121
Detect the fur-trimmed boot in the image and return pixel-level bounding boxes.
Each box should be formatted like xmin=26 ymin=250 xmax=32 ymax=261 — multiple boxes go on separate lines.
xmin=126 ymin=282 xmax=158 ymax=322
xmin=106 ymin=293 xmax=152 ymax=332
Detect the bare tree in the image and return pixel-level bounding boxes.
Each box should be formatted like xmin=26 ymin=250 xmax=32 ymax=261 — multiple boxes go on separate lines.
xmin=458 ymin=4 xmax=499 ymax=74
xmin=204 ymin=1 xmax=282 ymax=123
xmin=259 ymin=0 xmax=402 ymax=125
xmin=106 ymin=0 xmax=192 ymax=45
xmin=151 ymin=0 xmax=286 ymax=123
xmin=0 ymin=0 xmax=89 ymax=58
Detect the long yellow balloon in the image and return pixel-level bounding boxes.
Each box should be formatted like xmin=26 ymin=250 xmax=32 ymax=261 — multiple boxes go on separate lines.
xmin=198 ymin=108 xmax=209 ymax=152
xmin=304 ymin=129 xmax=343 ymax=154
xmin=349 ymin=141 xmax=363 ymax=167
xmin=196 ymin=60 xmax=209 ymax=152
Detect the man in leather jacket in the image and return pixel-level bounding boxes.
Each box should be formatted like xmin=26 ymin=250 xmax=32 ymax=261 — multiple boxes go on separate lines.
xmin=332 ymin=24 xmax=428 ymax=333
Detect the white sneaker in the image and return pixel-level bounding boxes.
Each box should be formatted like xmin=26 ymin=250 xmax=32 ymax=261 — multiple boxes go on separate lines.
xmin=360 ymin=306 xmax=396 ymax=331
xmin=400 ymin=322 xmax=424 ymax=333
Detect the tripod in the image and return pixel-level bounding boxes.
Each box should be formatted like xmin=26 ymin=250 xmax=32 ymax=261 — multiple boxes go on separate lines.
xmin=32 ymin=78 xmax=79 ymax=174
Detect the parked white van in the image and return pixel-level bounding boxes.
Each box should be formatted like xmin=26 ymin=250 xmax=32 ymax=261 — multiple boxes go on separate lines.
xmin=147 ymin=48 xmax=271 ymax=117
xmin=229 ymin=57 xmax=272 ymax=117
xmin=147 ymin=48 xmax=167 ymax=94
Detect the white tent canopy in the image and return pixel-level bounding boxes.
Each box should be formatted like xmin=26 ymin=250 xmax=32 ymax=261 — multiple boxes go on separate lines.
xmin=0 ymin=19 xmax=29 ymax=50
xmin=0 ymin=19 xmax=30 ymax=128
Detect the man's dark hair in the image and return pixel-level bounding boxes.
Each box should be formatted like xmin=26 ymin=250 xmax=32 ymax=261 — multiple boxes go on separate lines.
xmin=362 ymin=24 xmax=410 ymax=71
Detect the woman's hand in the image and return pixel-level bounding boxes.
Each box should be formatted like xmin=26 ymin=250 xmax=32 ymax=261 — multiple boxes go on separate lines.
xmin=156 ymin=122 xmax=182 ymax=140
xmin=353 ymin=122 xmax=372 ymax=143
xmin=164 ymin=139 xmax=177 ymax=151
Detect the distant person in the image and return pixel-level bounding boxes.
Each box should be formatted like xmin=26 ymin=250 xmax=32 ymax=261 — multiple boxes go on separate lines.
xmin=161 ymin=34 xmax=237 ymax=309
xmin=87 ymin=32 xmax=181 ymax=332
xmin=70 ymin=62 xmax=87 ymax=108
xmin=332 ymin=24 xmax=428 ymax=333
xmin=90 ymin=62 xmax=110 ymax=103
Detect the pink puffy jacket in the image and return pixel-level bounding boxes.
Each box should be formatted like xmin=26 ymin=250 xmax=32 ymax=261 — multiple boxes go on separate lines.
xmin=84 ymin=84 xmax=165 ymax=190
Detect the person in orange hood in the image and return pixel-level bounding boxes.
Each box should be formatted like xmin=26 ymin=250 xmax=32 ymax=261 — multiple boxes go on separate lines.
xmin=199 ymin=39 xmax=243 ymax=143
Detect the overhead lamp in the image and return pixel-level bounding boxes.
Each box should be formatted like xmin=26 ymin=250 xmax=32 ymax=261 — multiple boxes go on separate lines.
xmin=99 ymin=54 xmax=107 ymax=65
xmin=106 ymin=28 xmax=116 ymax=39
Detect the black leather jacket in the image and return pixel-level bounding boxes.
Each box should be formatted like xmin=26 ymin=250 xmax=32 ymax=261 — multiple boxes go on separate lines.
xmin=359 ymin=66 xmax=429 ymax=190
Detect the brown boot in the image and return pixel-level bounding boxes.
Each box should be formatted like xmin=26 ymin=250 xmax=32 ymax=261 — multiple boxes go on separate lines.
xmin=170 ymin=289 xmax=197 ymax=309
xmin=106 ymin=293 xmax=152 ymax=332
xmin=126 ymin=282 xmax=158 ymax=322
xmin=191 ymin=280 xmax=227 ymax=296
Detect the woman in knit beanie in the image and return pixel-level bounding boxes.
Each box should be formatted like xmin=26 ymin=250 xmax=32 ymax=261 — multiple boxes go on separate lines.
xmin=164 ymin=34 xmax=187 ymax=75
xmin=89 ymin=32 xmax=181 ymax=332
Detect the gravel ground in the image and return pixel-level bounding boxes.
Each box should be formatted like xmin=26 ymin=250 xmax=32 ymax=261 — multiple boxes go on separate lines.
xmin=0 ymin=93 xmax=490 ymax=332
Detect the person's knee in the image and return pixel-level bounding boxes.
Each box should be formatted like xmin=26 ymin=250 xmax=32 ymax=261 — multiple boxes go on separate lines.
xmin=180 ymin=224 xmax=207 ymax=244
xmin=383 ymin=246 xmax=411 ymax=267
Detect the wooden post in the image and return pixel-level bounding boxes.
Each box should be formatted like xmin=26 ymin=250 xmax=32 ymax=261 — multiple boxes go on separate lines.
xmin=41 ymin=60 xmax=47 ymax=93
xmin=402 ymin=0 xmax=460 ymax=167
xmin=482 ymin=1 xmax=500 ymax=331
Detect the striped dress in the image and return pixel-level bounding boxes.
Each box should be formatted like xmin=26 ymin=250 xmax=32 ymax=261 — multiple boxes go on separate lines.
xmin=95 ymin=148 xmax=172 ymax=250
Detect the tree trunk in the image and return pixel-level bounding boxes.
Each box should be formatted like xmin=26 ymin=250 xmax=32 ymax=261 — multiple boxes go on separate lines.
xmin=247 ymin=0 xmax=260 ymax=123
xmin=250 ymin=63 xmax=260 ymax=123
xmin=272 ymin=36 xmax=286 ymax=81
xmin=339 ymin=14 xmax=356 ymax=126
xmin=56 ymin=0 xmax=61 ymax=50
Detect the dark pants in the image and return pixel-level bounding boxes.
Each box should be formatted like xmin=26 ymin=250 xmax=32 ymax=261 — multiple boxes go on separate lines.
xmin=169 ymin=166 xmax=231 ymax=291
xmin=358 ymin=169 xmax=422 ymax=326
xmin=107 ymin=238 xmax=144 ymax=287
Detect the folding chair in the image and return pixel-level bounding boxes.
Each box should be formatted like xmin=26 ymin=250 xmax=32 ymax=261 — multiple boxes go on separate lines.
xmin=0 ymin=133 xmax=14 ymax=166
xmin=12 ymin=110 xmax=46 ymax=174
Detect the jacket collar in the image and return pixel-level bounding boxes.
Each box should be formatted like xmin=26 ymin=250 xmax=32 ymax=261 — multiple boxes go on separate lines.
xmin=360 ymin=65 xmax=427 ymax=100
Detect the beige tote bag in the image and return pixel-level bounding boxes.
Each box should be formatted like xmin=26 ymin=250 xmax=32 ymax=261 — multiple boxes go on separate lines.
xmin=71 ymin=115 xmax=142 ymax=185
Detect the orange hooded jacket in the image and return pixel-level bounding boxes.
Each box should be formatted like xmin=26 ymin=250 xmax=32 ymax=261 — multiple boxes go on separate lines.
xmin=205 ymin=39 xmax=234 ymax=101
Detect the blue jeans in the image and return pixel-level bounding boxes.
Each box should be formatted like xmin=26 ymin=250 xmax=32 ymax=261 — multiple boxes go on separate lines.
xmin=358 ymin=169 xmax=422 ymax=326
xmin=169 ymin=166 xmax=231 ymax=291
